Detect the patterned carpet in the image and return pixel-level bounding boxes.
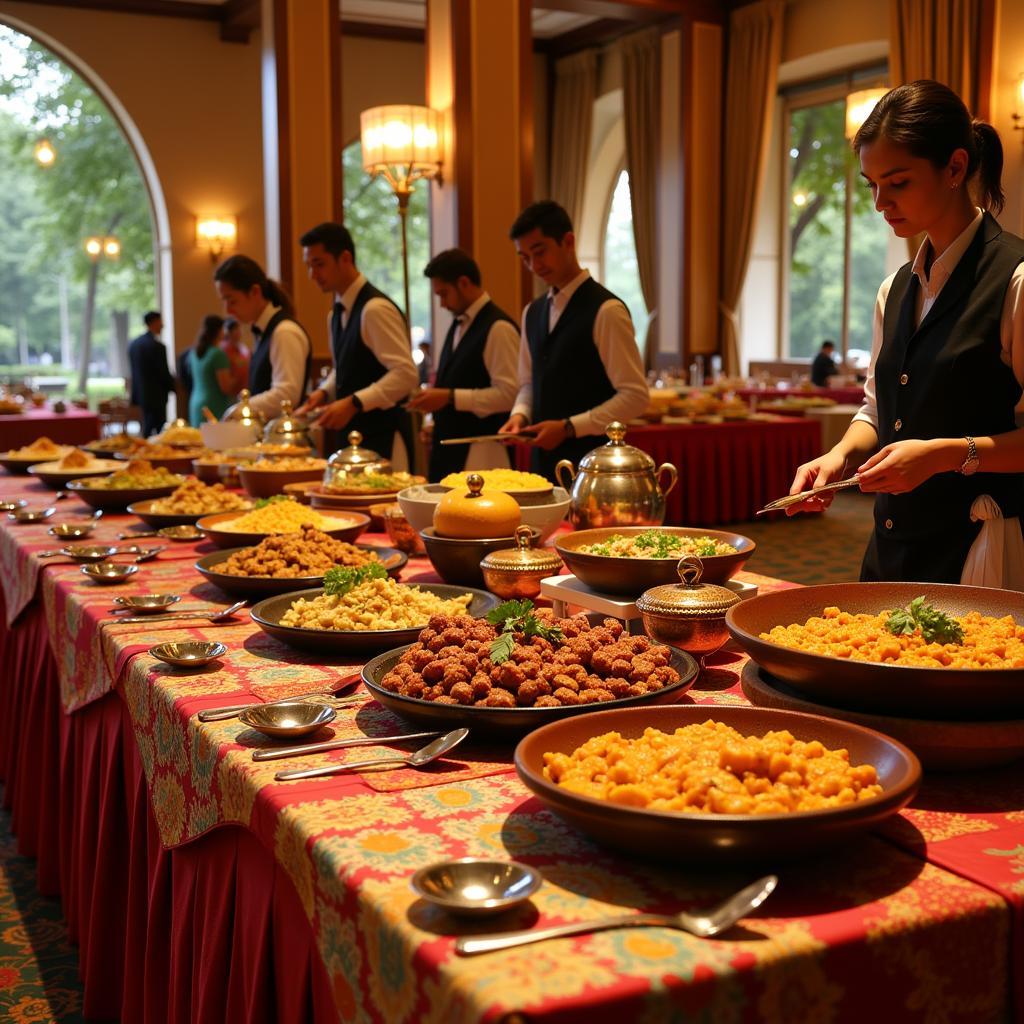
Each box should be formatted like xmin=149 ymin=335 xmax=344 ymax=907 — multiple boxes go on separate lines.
xmin=0 ymin=798 xmax=83 ymax=1024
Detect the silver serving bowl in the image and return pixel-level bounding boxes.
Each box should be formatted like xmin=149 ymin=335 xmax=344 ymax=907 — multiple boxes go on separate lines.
xmin=49 ymin=522 xmax=96 ymax=540
xmin=149 ymin=640 xmax=227 ymax=668
xmin=80 ymin=561 xmax=139 ymax=584
xmin=238 ymin=702 xmax=337 ymax=738
xmin=410 ymin=858 xmax=543 ymax=917
xmin=112 ymin=594 xmax=182 ymax=613
xmin=157 ymin=525 xmax=203 ymax=541
xmin=61 ymin=544 xmax=118 ymax=562
xmin=0 ymin=499 xmax=27 ymax=512
xmin=9 ymin=507 xmax=55 ymax=523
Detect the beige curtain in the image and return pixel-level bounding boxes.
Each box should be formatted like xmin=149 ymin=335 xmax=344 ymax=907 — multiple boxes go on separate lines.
xmin=620 ymin=28 xmax=661 ymax=366
xmin=719 ymin=0 xmax=784 ymax=376
xmin=549 ymin=50 xmax=598 ymax=229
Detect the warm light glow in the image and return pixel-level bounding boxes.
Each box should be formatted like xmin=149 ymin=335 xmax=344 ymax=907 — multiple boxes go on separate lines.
xmin=195 ymin=216 xmax=238 ymax=261
xmin=33 ymin=138 xmax=56 ymax=167
xmin=792 ymin=191 xmax=808 ymax=207
xmin=84 ymin=237 xmax=102 ymax=257
xmin=84 ymin=235 xmax=120 ymax=260
xmin=103 ymin=238 xmax=121 ymax=258
xmin=845 ymin=87 xmax=887 ymax=140
xmin=1018 ymin=72 xmax=1024 ymax=109
xmin=359 ymin=105 xmax=443 ymax=178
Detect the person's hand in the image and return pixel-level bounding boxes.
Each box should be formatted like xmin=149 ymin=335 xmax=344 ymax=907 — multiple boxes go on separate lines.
xmin=499 ymin=413 xmax=529 ymax=435
xmin=294 ymin=389 xmax=327 ymax=417
xmin=856 ymin=439 xmax=953 ymax=494
xmin=528 ymin=418 xmax=569 ymax=451
xmin=784 ymin=450 xmax=849 ymax=516
xmin=406 ymin=388 xmax=451 ymax=414
xmin=419 ymin=419 xmax=434 ymax=445
xmin=314 ymin=396 xmax=356 ymax=430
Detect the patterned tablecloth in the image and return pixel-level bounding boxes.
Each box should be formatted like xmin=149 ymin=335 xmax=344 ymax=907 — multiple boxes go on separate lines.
xmin=1 ymin=469 xmax=1023 ymax=1022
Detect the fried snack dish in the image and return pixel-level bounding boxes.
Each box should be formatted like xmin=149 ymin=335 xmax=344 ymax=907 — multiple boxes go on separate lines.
xmin=578 ymin=530 xmax=737 ymax=558
xmin=149 ymin=479 xmax=251 ymax=515
xmin=89 ymin=460 xmax=183 ymax=489
xmin=219 ymin=525 xmax=377 ymax=577
xmin=136 ymin=443 xmax=207 ymax=460
xmin=88 ymin=434 xmax=149 ymax=453
xmin=762 ymin=606 xmax=1024 ymax=669
xmin=253 ymin=443 xmax=312 ymax=457
xmin=222 ymin=498 xmax=345 ymax=534
xmin=58 ymin=448 xmax=93 ymax=469
xmin=154 ymin=424 xmax=203 ymax=446
xmin=439 ymin=469 xmax=551 ymax=491
xmin=279 ymin=576 xmax=471 ymax=631
xmin=380 ymin=613 xmax=680 ymax=708
xmin=6 ymin=436 xmax=63 ymax=458
xmin=237 ymin=456 xmax=326 ymax=471
xmin=542 ymin=720 xmax=882 ymax=814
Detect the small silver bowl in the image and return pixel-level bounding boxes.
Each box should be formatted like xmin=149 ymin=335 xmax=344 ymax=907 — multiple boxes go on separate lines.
xmin=9 ymin=507 xmax=55 ymax=523
xmin=149 ymin=640 xmax=227 ymax=668
xmin=80 ymin=561 xmax=139 ymax=584
xmin=112 ymin=594 xmax=182 ymax=613
xmin=61 ymin=544 xmax=118 ymax=562
xmin=49 ymin=522 xmax=96 ymax=540
xmin=0 ymin=499 xmax=27 ymax=512
xmin=410 ymin=858 xmax=543 ymax=917
xmin=239 ymin=702 xmax=337 ymax=739
xmin=157 ymin=525 xmax=203 ymax=541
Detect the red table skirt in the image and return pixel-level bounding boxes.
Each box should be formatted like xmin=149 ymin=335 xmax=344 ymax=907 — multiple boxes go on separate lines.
xmin=517 ymin=420 xmax=822 ymax=524
xmin=0 ymin=407 xmax=101 ymax=448
xmin=0 ymin=597 xmax=336 ymax=1023
xmin=735 ymin=386 xmax=865 ymax=405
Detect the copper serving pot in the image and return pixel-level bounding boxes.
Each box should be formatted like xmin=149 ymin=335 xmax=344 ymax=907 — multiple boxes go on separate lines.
xmin=555 ymin=422 xmax=677 ymax=529
xmin=480 ymin=525 xmax=563 ymax=600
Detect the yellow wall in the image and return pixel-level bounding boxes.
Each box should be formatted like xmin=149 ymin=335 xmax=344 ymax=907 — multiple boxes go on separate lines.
xmin=993 ymin=0 xmax=1024 ymax=237
xmin=782 ymin=0 xmax=889 ymax=64
xmin=340 ymin=35 xmax=425 ymax=146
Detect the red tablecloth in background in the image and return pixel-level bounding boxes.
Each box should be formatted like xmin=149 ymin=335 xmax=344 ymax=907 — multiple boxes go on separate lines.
xmin=517 ymin=419 xmax=822 ymax=524
xmin=735 ymin=386 xmax=865 ymax=405
xmin=0 ymin=406 xmax=101 ymax=447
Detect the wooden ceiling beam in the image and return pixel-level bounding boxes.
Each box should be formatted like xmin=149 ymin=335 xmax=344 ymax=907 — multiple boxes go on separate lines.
xmin=219 ymin=0 xmax=260 ymax=43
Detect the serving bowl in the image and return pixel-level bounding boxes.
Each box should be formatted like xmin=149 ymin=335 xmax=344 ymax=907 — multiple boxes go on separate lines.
xmin=238 ymin=702 xmax=337 ymax=739
xmin=29 ymin=458 xmax=123 ymax=489
xmin=195 ymin=510 xmax=369 ymax=549
xmin=112 ymin=594 xmax=182 ymax=613
xmin=195 ymin=543 xmax=407 ymax=598
xmin=250 ymin=584 xmax=499 ymax=655
xmin=361 ymin=639 xmax=699 ymax=738
xmin=726 ymin=582 xmax=1024 ymax=719
xmin=80 ymin=562 xmax=139 ymax=584
xmin=0 ymin=499 xmax=27 ymax=512
xmin=113 ymin=449 xmax=203 ymax=474
xmin=410 ymin=858 xmax=543 ymax=917
xmin=1 ymin=447 xmax=72 ymax=474
xmin=420 ymin=526 xmax=543 ymax=588
xmin=8 ymin=506 xmax=55 ymax=523
xmin=126 ymin=498 xmax=251 ymax=529
xmin=555 ymin=526 xmax=755 ymax=595
xmin=437 ymin=478 xmax=554 ymax=507
xmin=149 ymin=640 xmax=227 ymax=668
xmin=514 ymin=704 xmax=920 ymax=862
xmin=48 ymin=522 xmax=96 ymax=541
xmin=237 ymin=462 xmax=327 ymax=499
xmin=67 ymin=477 xmax=183 ymax=512
xmin=57 ymin=543 xmax=118 ymax=562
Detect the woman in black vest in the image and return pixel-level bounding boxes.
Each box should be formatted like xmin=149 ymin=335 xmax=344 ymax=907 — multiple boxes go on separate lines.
xmin=213 ymin=255 xmax=311 ymax=420
xmin=787 ymin=81 xmax=1024 ymax=586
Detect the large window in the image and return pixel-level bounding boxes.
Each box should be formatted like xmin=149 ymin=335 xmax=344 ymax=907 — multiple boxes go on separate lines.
xmin=602 ymin=168 xmax=650 ymax=352
xmin=342 ymin=139 xmax=431 ymax=344
xmin=783 ymin=76 xmax=890 ymax=365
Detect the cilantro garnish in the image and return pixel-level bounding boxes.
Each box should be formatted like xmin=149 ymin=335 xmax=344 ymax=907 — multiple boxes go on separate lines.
xmin=486 ymin=599 xmax=564 ymax=665
xmin=254 ymin=494 xmax=291 ymax=510
xmin=323 ymin=561 xmax=387 ymax=597
xmin=885 ymin=596 xmax=964 ymax=645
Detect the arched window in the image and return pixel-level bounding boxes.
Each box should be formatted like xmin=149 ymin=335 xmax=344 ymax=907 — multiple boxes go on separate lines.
xmin=341 ymin=139 xmax=431 ymax=345
xmin=602 ymin=168 xmax=649 ymax=350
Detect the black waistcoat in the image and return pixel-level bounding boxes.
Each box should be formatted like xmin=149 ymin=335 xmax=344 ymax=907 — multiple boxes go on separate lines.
xmin=430 ymin=301 xmax=516 ymax=479
xmin=333 ymin=281 xmax=407 ymax=456
xmin=249 ymin=309 xmax=311 ymax=404
xmin=861 ymin=212 xmax=1024 ymax=583
xmin=525 ymin=277 xmax=620 ymax=478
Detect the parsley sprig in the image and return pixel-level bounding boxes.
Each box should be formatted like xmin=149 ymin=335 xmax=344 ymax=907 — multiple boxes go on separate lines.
xmin=486 ymin=599 xmax=565 ymax=665
xmin=885 ymin=596 xmax=965 ymax=645
xmin=323 ymin=561 xmax=387 ymax=597
xmin=634 ymin=530 xmax=683 ymax=559
xmin=254 ymin=494 xmax=292 ymax=510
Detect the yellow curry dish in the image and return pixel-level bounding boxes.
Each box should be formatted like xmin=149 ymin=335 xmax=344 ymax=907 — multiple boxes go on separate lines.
xmin=439 ymin=468 xmax=551 ymax=492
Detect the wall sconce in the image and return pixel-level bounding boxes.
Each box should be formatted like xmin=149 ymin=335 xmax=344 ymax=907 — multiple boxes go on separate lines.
xmin=195 ymin=216 xmax=238 ymax=261
xmin=359 ymin=104 xmax=444 ymax=319
xmin=84 ymin=236 xmax=120 ymax=261
xmin=33 ymin=138 xmax=56 ymax=167
xmin=845 ymin=87 xmax=887 ymax=140
xmin=1012 ymin=73 xmax=1024 ymax=133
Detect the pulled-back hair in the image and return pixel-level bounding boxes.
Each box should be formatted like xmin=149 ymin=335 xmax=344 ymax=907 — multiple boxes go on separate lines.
xmin=853 ymin=79 xmax=1004 ymax=214
xmin=509 ymin=200 xmax=574 ymax=242
xmin=423 ymin=248 xmax=482 ymax=286
xmin=194 ymin=314 xmax=224 ymax=359
xmin=213 ymin=255 xmax=295 ymax=317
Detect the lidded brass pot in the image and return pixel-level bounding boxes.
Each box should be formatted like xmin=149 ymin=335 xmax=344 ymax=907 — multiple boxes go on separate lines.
xmin=480 ymin=525 xmax=563 ymax=599
xmin=636 ymin=556 xmax=740 ymax=663
xmin=323 ymin=430 xmax=392 ymax=489
xmin=263 ymin=399 xmax=312 ymax=449
xmin=226 ymin=389 xmax=265 ymax=439
xmin=555 ymin=422 xmax=677 ymax=529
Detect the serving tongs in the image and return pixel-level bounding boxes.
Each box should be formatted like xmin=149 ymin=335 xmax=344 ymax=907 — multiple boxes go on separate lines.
xmin=439 ymin=433 xmax=536 ymax=446
xmin=757 ymin=475 xmax=862 ymax=514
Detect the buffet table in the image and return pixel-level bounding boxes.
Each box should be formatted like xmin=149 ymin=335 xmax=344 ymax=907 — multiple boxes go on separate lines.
xmin=735 ymin=385 xmax=865 ymax=406
xmin=517 ymin=419 xmax=822 ymax=525
xmin=0 ymin=406 xmax=101 ymax=448
xmin=0 ymin=473 xmax=1022 ymax=1024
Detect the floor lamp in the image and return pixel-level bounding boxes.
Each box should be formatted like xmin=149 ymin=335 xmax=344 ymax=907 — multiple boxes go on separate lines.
xmin=359 ymin=105 xmax=444 ymax=322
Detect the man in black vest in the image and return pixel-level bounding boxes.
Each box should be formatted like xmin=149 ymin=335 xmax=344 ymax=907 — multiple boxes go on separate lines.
xmin=408 ymin=249 xmax=518 ymax=480
xmin=127 ymin=311 xmax=175 ymax=436
xmin=296 ymin=222 xmax=418 ymax=462
xmin=499 ymin=200 xmax=648 ymax=479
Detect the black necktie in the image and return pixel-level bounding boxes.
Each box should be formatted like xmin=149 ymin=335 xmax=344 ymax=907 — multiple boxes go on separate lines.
xmin=251 ymin=325 xmax=262 ymax=345
xmin=331 ymin=301 xmax=344 ymax=347
xmin=438 ymin=317 xmax=461 ymax=373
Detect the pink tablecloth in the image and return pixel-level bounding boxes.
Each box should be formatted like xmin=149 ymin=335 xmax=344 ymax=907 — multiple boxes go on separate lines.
xmin=0 ymin=406 xmax=101 ymax=447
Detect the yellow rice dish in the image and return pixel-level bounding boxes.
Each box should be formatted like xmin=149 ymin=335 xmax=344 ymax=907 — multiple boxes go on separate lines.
xmin=219 ymin=498 xmax=348 ymax=534
xmin=543 ymin=721 xmax=882 ymax=815
xmin=761 ymin=606 xmax=1024 ymax=669
xmin=439 ymin=469 xmax=551 ymax=491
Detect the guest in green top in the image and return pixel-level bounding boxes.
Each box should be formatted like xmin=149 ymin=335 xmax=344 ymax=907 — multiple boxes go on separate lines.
xmin=188 ymin=314 xmax=234 ymax=425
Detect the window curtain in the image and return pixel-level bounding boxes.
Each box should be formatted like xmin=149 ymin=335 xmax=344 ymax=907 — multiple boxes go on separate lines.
xmin=620 ymin=28 xmax=661 ymax=366
xmin=549 ymin=50 xmax=598 ymax=230
xmin=719 ymin=0 xmax=784 ymax=376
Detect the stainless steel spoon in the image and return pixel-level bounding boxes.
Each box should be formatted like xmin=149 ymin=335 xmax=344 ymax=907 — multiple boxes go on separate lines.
xmin=252 ymin=730 xmax=441 ymax=761
xmin=455 ymin=875 xmax=778 ymax=955
xmin=113 ymin=599 xmax=246 ymax=625
xmin=133 ymin=546 xmax=165 ymax=563
xmin=274 ymin=728 xmax=469 ymax=781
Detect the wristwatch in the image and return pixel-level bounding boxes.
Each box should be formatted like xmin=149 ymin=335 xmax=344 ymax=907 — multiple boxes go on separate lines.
xmin=958 ymin=436 xmax=980 ymax=476
xmin=563 ymin=418 xmax=576 ymax=439
xmin=350 ymin=392 xmax=364 ymax=413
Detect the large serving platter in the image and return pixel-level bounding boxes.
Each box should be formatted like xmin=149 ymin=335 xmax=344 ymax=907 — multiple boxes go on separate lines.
xmin=361 ymin=640 xmax=700 ymax=738
xmin=196 ymin=544 xmax=407 ymax=598
xmin=30 ymin=458 xmax=124 ymax=489
xmin=514 ymin=704 xmax=920 ymax=862
xmin=113 ymin=449 xmax=204 ymax=474
xmin=126 ymin=498 xmax=252 ymax=528
xmin=66 ymin=476 xmax=183 ymax=511
xmin=555 ymin=526 xmax=755 ymax=594
xmin=195 ymin=510 xmax=369 ymax=548
xmin=250 ymin=583 xmax=498 ymax=654
xmin=0 ymin=447 xmax=74 ymax=474
xmin=726 ymin=582 xmax=1024 ymax=719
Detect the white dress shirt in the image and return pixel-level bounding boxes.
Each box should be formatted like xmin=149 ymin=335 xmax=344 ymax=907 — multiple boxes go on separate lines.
xmin=319 ymin=273 xmax=419 ymax=410
xmin=510 ymin=269 xmax=648 ymax=436
xmin=446 ymin=292 xmax=520 ymax=416
xmin=238 ymin=303 xmax=311 ymax=419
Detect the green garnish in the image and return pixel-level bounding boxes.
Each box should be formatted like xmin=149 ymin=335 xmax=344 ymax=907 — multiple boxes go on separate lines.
xmin=486 ymin=599 xmax=565 ymax=665
xmin=885 ymin=596 xmax=965 ymax=645
xmin=254 ymin=494 xmax=291 ymax=510
xmin=633 ymin=530 xmax=684 ymax=559
xmin=323 ymin=561 xmax=387 ymax=597
xmin=695 ymin=539 xmax=719 ymax=557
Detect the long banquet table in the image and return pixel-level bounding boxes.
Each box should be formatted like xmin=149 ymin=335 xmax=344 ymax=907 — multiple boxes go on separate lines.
xmin=1 ymin=471 xmax=1023 ymax=1023
xmin=0 ymin=405 xmax=102 ymax=448
xmin=514 ymin=418 xmax=822 ymax=525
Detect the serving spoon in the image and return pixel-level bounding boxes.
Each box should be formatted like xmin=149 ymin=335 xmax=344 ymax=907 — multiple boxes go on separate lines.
xmin=455 ymin=874 xmax=778 ymax=955
xmin=273 ymin=728 xmax=468 ymax=781
xmin=112 ymin=598 xmax=246 ymax=624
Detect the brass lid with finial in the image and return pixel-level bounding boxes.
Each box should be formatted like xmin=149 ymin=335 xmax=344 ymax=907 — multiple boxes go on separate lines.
xmin=325 ymin=430 xmax=391 ymax=475
xmin=263 ymin=398 xmax=311 ymax=446
xmin=577 ymin=421 xmax=658 ymax=475
xmin=635 ymin=556 xmax=740 ymax=617
xmin=233 ymin=388 xmax=266 ymax=428
xmin=480 ymin=525 xmax=563 ymax=575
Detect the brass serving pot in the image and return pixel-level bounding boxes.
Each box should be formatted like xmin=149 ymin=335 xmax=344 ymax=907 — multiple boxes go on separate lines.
xmin=263 ymin=399 xmax=313 ymax=449
xmin=636 ymin=556 xmax=740 ymax=663
xmin=555 ymin=421 xmax=677 ymax=529
xmin=480 ymin=525 xmax=563 ymax=600
xmin=323 ymin=430 xmax=392 ymax=490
